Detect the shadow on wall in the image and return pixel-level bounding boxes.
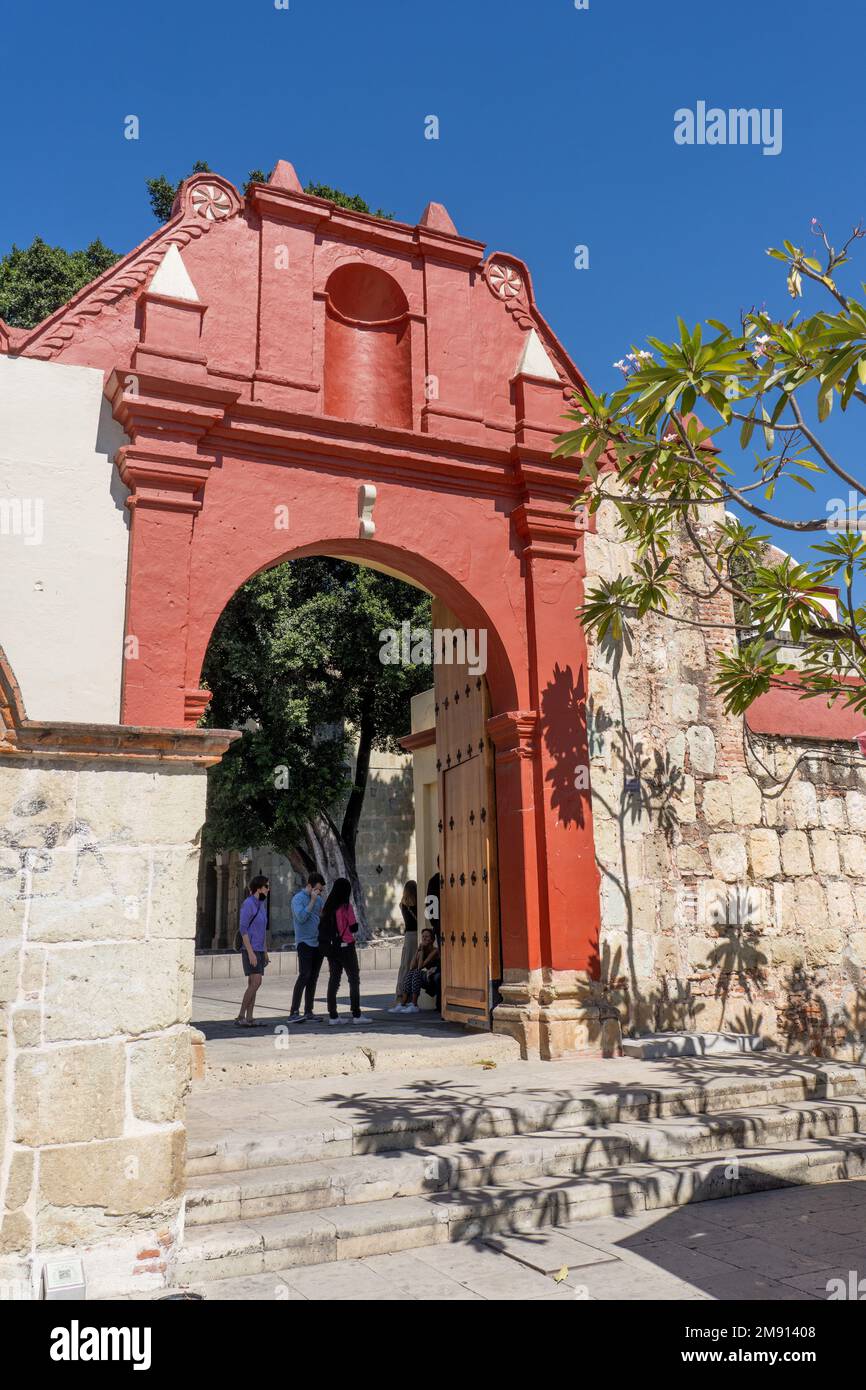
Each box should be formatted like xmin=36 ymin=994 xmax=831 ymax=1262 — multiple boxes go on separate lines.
xmin=586 ymin=637 xmax=866 ymax=1062
xmin=780 ymin=966 xmax=866 ymax=1062
xmin=584 ymin=631 xmax=687 ymax=1021
xmin=540 ymin=663 xmax=592 ymax=831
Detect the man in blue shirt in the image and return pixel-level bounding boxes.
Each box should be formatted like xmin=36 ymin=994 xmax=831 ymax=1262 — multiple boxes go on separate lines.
xmin=235 ymin=875 xmax=270 ymax=1027
xmin=288 ymin=872 xmax=326 ymax=1022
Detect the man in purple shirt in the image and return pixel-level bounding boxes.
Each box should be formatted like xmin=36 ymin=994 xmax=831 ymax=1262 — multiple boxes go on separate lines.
xmin=235 ymin=875 xmax=270 ymax=1027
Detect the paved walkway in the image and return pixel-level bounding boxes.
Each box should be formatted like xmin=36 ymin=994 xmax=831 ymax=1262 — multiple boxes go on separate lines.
xmin=192 ymin=969 xmax=518 ymax=1083
xmin=193 ymin=966 xmax=436 ymax=1034
xmin=186 ymin=1177 xmax=866 ymax=1300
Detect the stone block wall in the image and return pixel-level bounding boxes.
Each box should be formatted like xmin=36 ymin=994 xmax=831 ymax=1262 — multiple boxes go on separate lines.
xmin=352 ymin=749 xmax=417 ymax=933
xmin=585 ymin=498 xmax=866 ymax=1059
xmin=0 ymin=748 xmax=214 ymax=1298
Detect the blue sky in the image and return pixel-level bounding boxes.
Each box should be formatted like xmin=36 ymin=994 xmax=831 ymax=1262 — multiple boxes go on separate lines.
xmin=2 ymin=0 xmax=863 ymax=571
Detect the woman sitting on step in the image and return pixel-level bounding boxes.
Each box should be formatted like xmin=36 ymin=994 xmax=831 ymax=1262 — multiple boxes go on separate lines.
xmin=390 ymin=927 xmax=440 ymax=1014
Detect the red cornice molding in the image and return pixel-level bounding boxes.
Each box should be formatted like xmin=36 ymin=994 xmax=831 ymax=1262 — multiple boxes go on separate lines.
xmin=398 ymin=727 xmax=436 ymax=753
xmin=247 ymin=182 xmax=486 ymax=267
xmin=115 ymin=446 xmax=214 ymax=512
xmin=487 ymin=710 xmax=539 ymax=760
xmin=511 ymin=501 xmax=583 ymax=561
xmin=207 ymin=404 xmax=585 ymax=505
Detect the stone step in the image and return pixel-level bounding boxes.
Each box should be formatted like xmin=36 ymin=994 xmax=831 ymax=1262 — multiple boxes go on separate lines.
xmin=185 ymin=1064 xmax=866 ymax=1178
xmin=193 ymin=1027 xmax=520 ymax=1089
xmin=184 ymin=1097 xmax=866 ymax=1227
xmin=622 ymin=1031 xmax=766 ymax=1060
xmin=174 ymin=1134 xmax=866 ymax=1284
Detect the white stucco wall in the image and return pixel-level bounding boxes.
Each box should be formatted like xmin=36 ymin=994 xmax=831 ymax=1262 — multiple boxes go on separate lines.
xmin=0 ymin=356 xmax=129 ymax=722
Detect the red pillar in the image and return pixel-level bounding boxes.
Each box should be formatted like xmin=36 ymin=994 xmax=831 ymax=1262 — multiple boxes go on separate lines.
xmin=118 ymin=446 xmax=206 ymax=727
xmin=105 ymin=284 xmax=238 ymax=727
xmin=514 ymin=497 xmax=601 ymax=978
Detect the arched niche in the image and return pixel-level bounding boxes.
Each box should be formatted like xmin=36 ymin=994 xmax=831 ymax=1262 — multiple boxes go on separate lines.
xmin=323 ymin=263 xmax=412 ymax=429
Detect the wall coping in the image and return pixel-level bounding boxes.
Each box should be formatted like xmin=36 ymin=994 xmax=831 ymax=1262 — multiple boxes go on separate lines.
xmin=0 ymin=644 xmax=238 ymax=766
xmin=747 ymin=678 xmax=865 ymax=744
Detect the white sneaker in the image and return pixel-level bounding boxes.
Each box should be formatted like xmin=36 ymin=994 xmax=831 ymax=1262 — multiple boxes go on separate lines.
xmin=328 ymin=1016 xmax=344 ymax=1026
xmin=388 ymin=1004 xmax=406 ymax=1013
xmin=404 ymin=1003 xmax=420 ymax=1013
xmin=352 ymin=1015 xmax=373 ymax=1024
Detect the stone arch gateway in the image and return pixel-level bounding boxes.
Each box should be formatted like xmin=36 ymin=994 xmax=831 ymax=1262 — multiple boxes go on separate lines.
xmin=1 ymin=162 xmax=605 ymax=1060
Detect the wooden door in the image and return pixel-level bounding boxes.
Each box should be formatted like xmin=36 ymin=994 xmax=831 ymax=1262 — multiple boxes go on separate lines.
xmin=433 ymin=600 xmax=501 ymax=1027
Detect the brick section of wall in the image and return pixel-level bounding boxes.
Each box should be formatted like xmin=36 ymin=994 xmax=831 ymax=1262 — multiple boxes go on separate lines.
xmin=585 ymin=497 xmax=866 ymax=1059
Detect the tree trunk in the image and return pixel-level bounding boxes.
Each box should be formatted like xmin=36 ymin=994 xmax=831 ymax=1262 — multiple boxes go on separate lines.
xmin=289 ymin=709 xmax=376 ymax=938
xmin=299 ymin=810 xmax=369 ymax=939
xmin=341 ymin=706 xmax=374 ymax=856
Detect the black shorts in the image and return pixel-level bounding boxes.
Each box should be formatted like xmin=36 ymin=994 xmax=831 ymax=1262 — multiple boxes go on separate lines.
xmin=241 ymin=949 xmax=268 ymax=977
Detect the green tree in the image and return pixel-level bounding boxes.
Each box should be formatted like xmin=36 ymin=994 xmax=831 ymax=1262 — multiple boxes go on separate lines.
xmin=202 ymin=557 xmax=431 ymax=932
xmin=146 ymin=165 xmax=395 ymax=223
xmin=303 ymin=183 xmax=394 ymax=220
xmin=556 ymin=221 xmax=866 ymax=717
xmin=0 ymin=237 xmax=119 ymax=329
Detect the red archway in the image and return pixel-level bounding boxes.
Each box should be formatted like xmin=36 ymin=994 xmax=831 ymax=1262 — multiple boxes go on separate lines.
xmin=9 ymin=163 xmax=603 ymax=1054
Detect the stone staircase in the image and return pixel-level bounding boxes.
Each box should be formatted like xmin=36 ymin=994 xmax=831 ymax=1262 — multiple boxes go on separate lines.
xmin=174 ymin=1057 xmax=866 ymax=1290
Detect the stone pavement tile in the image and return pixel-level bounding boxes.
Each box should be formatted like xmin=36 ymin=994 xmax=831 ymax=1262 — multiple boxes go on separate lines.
xmin=819 ymin=1205 xmax=866 ymax=1237
xmin=482 ymin=1228 xmax=619 ymax=1275
xmin=566 ymin=1208 xmax=732 ymax=1269
xmin=698 ymin=1179 xmax=866 ymax=1226
xmin=280 ymin=1261 xmax=410 ymax=1301
xmin=740 ymin=1216 xmax=866 ymax=1263
xmin=563 ymin=1258 xmax=705 ymax=1302
xmin=612 ymin=1237 xmax=742 ymax=1286
xmin=410 ymin=1239 xmax=521 ymax=1280
xmin=610 ymin=1204 xmax=738 ymax=1247
xmin=558 ymin=1210 xmax=671 ymax=1246
xmin=464 ymin=1273 xmax=578 ymax=1301
xmin=779 ymin=1264 xmax=864 ymax=1298
xmin=699 ymin=1270 xmax=818 ymax=1301
xmin=362 ymin=1251 xmax=484 ymax=1300
xmin=676 ymin=1194 xmax=818 ymax=1235
xmin=409 ymin=1238 xmax=600 ymax=1300
xmin=192 ymin=1273 xmax=306 ymax=1301
xmin=702 ymin=1234 xmax=834 ymax=1280
xmin=448 ymin=1262 xmax=568 ymax=1301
